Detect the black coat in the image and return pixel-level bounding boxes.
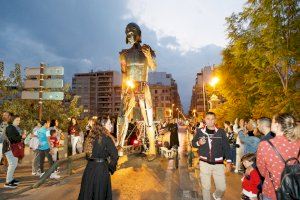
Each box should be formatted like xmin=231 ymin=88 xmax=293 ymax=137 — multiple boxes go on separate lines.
xmin=192 ymin=127 xmax=231 ymax=164
xmin=168 ymin=123 xmax=179 ymax=148
xmin=78 ymin=134 xmax=118 ymax=200
xmin=2 ymin=124 xmax=22 ymax=153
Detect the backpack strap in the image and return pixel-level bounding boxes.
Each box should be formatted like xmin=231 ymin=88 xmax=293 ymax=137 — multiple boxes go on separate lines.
xmin=266 ymin=140 xmax=285 ymax=163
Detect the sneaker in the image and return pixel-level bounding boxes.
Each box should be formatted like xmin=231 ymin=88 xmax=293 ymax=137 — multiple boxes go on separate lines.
xmin=32 ymin=172 xmax=37 ymax=176
xmin=4 ymin=182 xmax=18 ymax=188
xmin=39 ymin=172 xmax=45 ymax=178
xmin=11 ymin=179 xmax=20 ymax=185
xmin=50 ymin=172 xmax=60 ymax=179
xmin=212 ymin=192 xmax=221 ymax=200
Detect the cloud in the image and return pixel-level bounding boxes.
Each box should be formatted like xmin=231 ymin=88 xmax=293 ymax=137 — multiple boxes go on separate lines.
xmin=0 ymin=25 xmax=93 ymax=78
xmin=125 ymin=0 xmax=244 ymax=53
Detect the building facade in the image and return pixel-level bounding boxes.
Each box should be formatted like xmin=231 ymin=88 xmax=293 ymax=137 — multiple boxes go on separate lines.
xmin=148 ymin=72 xmax=183 ymax=121
xmin=72 ymin=71 xmax=121 ymax=118
xmin=189 ymin=66 xmax=216 ymax=117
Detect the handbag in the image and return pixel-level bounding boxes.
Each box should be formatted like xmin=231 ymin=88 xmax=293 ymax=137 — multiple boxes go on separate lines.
xmin=10 ymin=142 xmax=25 ymax=159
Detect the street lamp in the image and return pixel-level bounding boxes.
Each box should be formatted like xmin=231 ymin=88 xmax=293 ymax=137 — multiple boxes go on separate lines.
xmin=209 ymin=77 xmax=220 ymax=89
xmin=176 ymin=107 xmax=179 ymax=120
xmin=92 ymin=116 xmax=98 ymax=120
xmin=193 ymin=109 xmax=196 ymax=118
xmin=208 ymin=76 xmax=220 ymax=110
xmin=126 ymin=79 xmax=135 ymax=89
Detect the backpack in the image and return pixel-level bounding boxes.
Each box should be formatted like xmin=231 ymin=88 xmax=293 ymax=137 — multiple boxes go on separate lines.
xmin=267 ymin=140 xmax=300 ymax=200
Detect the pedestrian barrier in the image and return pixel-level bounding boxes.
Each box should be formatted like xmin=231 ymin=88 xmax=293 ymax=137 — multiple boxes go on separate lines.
xmin=2 ymin=153 xmax=87 ymax=200
xmin=159 ymin=147 xmax=175 ymax=159
xmin=122 ymin=145 xmax=142 ymax=155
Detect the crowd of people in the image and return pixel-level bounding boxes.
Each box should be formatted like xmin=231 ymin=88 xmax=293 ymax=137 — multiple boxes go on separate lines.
xmin=0 ymin=111 xmax=117 ymax=189
xmin=1 ymin=109 xmax=299 ymax=200
xmin=191 ymin=112 xmax=299 ymax=200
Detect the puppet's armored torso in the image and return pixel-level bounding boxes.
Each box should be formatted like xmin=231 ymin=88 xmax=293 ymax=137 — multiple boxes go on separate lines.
xmin=120 ymin=45 xmax=148 ymax=82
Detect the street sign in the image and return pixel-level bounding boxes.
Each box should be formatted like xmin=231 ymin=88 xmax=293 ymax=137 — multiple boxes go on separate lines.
xmin=22 ymin=91 xmax=64 ymax=100
xmin=24 ymin=79 xmax=64 ymax=89
xmin=42 ymin=91 xmax=64 ymax=100
xmin=44 ymin=67 xmax=64 ymax=76
xmin=22 ymin=91 xmax=39 ymax=100
xmin=25 ymin=66 xmax=64 ymax=76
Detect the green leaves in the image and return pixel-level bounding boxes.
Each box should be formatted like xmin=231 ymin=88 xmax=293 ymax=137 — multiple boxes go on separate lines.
xmin=0 ymin=69 xmax=83 ymax=132
xmin=211 ymin=0 xmax=300 ymax=122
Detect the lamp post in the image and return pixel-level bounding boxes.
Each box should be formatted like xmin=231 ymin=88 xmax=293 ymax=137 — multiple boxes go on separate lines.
xmin=176 ymin=108 xmax=179 ymax=120
xmin=208 ymin=76 xmax=220 ymax=110
xmin=171 ymin=103 xmax=175 ymax=118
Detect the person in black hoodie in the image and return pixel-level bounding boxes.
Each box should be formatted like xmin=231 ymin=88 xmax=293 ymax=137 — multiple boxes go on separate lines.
xmin=192 ymin=112 xmax=231 ymax=200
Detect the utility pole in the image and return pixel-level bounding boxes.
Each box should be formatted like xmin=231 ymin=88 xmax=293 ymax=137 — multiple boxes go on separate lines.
xmin=202 ymin=78 xmax=206 ymax=113
xmin=39 ymin=63 xmax=45 ymax=121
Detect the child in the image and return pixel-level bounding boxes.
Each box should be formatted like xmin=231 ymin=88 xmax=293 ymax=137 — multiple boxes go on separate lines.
xmin=29 ymin=122 xmax=41 ymax=175
xmin=241 ymin=153 xmax=260 ymax=200
xmin=49 ymin=129 xmax=59 ymax=162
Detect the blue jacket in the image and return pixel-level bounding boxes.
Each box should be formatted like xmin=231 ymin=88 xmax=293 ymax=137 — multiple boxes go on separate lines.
xmin=238 ymin=130 xmax=260 ymax=154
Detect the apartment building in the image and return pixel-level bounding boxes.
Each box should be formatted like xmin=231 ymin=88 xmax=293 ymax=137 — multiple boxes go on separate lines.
xmin=72 ymin=70 xmax=121 ymax=118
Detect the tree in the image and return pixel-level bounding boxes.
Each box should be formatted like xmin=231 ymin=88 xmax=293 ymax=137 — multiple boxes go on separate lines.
xmin=0 ymin=83 xmax=84 ymax=133
xmin=211 ymin=0 xmax=300 ymax=123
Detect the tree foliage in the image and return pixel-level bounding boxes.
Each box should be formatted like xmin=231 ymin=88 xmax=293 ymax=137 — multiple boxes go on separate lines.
xmin=212 ymin=0 xmax=300 ymax=123
xmin=0 ymin=65 xmax=84 ymax=132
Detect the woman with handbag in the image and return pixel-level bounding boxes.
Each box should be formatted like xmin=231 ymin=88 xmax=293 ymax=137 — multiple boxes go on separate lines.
xmin=11 ymin=115 xmax=26 ymax=163
xmin=4 ymin=113 xmax=26 ymax=188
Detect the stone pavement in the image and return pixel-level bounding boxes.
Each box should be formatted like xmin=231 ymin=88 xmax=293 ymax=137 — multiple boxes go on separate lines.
xmin=1 ymin=126 xmax=243 ymax=200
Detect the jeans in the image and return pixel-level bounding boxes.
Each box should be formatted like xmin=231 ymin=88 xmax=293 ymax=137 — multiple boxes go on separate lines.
xmin=199 ymin=161 xmax=226 ymax=200
xmin=229 ymin=146 xmax=236 ymax=164
xmin=0 ymin=143 xmax=3 ymax=163
xmin=32 ymin=150 xmax=40 ymax=174
xmin=71 ymin=135 xmax=82 ymax=155
xmin=39 ymin=149 xmax=54 ymax=173
xmin=51 ymin=147 xmax=58 ymax=162
xmin=4 ymin=150 xmax=18 ymax=183
xmin=262 ymin=195 xmax=272 ymax=200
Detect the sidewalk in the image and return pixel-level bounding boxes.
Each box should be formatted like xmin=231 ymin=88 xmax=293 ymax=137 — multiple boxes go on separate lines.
xmin=0 ymin=145 xmax=83 ymax=200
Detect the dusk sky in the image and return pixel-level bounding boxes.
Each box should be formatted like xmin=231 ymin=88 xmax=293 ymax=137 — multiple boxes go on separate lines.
xmin=0 ymin=0 xmax=245 ymax=112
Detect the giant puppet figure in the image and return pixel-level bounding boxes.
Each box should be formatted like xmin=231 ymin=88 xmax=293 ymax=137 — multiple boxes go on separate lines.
xmin=116 ymin=23 xmax=157 ymax=157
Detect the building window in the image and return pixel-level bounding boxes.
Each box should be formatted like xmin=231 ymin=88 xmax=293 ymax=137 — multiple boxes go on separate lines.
xmin=155 ymin=90 xmax=157 ymax=94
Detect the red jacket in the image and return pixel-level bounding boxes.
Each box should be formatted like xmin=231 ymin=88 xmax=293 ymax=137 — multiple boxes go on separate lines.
xmin=50 ymin=136 xmax=59 ymax=148
xmin=242 ymin=168 xmax=260 ymax=197
xmin=68 ymin=125 xmax=80 ymax=136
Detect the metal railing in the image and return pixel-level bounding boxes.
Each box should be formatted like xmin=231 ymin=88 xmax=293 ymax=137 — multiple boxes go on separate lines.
xmin=2 ymin=153 xmax=87 ymax=200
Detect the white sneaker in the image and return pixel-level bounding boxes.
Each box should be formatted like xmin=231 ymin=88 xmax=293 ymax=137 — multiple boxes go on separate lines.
xmin=212 ymin=193 xmax=221 ymax=200
xmin=39 ymin=172 xmax=45 ymax=178
xmin=50 ymin=172 xmax=60 ymax=179
xmin=234 ymin=169 xmax=238 ymax=173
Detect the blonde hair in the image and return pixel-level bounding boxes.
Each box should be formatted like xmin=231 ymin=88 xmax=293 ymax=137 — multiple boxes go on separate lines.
xmin=274 ymin=113 xmax=299 ymax=141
